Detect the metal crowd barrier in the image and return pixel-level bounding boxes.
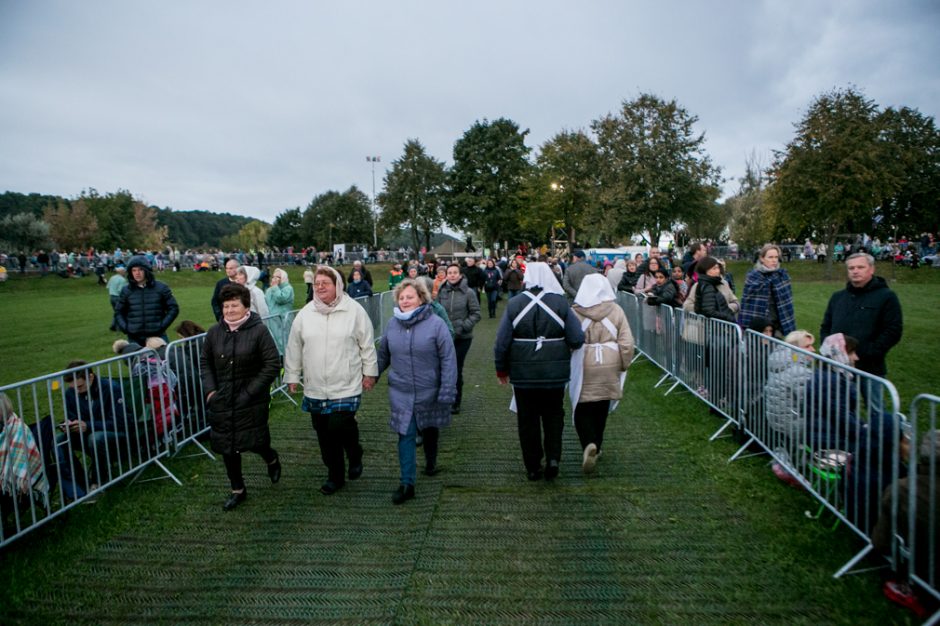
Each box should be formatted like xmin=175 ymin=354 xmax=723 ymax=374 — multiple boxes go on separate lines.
xmin=731 ymin=330 xmax=904 ymax=576
xmin=0 ymin=349 xmax=181 ymax=547
xmin=260 ymin=310 xmax=299 ymax=406
xmin=905 ymin=394 xmax=940 ymax=623
xmin=614 ymin=293 xmax=917 ymax=581
xmin=164 ymin=334 xmax=213 ymax=458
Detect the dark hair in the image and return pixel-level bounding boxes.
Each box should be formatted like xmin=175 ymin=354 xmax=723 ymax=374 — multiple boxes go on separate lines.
xmin=696 ymin=256 xmax=721 ymax=275
xmin=671 ymin=266 xmax=685 ymax=277
xmin=447 ymin=263 xmax=461 ymax=271
xmin=844 ymin=335 xmax=859 ymax=354
xmin=219 ymin=283 xmax=251 ymax=308
xmin=747 ymin=317 xmax=772 ymax=333
xmin=63 ymin=360 xmax=89 ymax=382
xmin=689 ymin=242 xmax=704 ymax=255
xmin=176 ymin=320 xmax=206 ymax=338
xmin=652 ymin=268 xmax=669 ymax=279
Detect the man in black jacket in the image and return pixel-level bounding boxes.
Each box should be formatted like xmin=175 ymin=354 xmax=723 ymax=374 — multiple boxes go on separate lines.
xmin=461 ymin=256 xmax=485 ymax=301
xmin=211 ymin=258 xmax=240 ymax=321
xmin=346 ymin=260 xmax=373 ymax=287
xmin=820 ymin=253 xmax=903 ymax=377
xmin=116 ymin=255 xmax=180 ymax=345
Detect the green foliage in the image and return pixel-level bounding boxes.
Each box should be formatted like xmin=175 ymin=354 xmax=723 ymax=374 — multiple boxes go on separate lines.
xmin=220 ymin=220 xmax=271 ymax=251
xmin=768 ymin=87 xmax=888 ymax=251
xmin=155 ymin=207 xmax=255 ymax=249
xmin=267 ymin=207 xmax=303 ymax=250
xmin=524 ymin=130 xmax=600 ymax=247
xmin=0 ymin=191 xmax=62 ymax=219
xmin=728 ymin=154 xmax=776 ymax=248
xmin=592 ymin=93 xmax=722 ymax=246
xmin=43 ymin=199 xmax=99 ymax=251
xmin=378 ymin=139 xmax=447 ymax=252
xmin=877 ymin=105 xmax=940 ymax=236
xmin=0 ymin=212 xmax=52 ymax=251
xmin=444 ymin=118 xmax=532 ymax=245
xmin=300 ymin=186 xmax=373 ymax=250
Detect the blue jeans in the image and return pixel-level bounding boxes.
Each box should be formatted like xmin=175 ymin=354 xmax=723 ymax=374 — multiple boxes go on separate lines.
xmin=398 ymin=415 xmax=417 ymax=487
xmin=56 ymin=429 xmax=124 ymax=499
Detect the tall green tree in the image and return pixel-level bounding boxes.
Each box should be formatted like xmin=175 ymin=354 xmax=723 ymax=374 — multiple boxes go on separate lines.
xmin=523 ymin=130 xmax=600 ymax=248
xmin=378 ymin=139 xmax=447 ymax=252
xmin=767 ymin=87 xmax=889 ymax=266
xmin=0 ymin=212 xmax=52 ymax=252
xmin=877 ymin=105 xmax=940 ymax=236
xmin=268 ymin=207 xmax=303 ymax=250
xmin=43 ymin=199 xmax=99 ymax=251
xmin=727 ymin=153 xmax=775 ymax=250
xmin=592 ymin=94 xmax=722 ymax=246
xmin=221 ymin=220 xmax=271 ymax=252
xmin=300 ymin=187 xmax=373 ymax=250
xmin=444 ymin=118 xmax=532 ymax=246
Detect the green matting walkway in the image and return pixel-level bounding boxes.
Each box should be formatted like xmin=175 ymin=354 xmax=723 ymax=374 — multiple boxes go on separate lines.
xmin=0 ymin=313 xmax=913 ymax=624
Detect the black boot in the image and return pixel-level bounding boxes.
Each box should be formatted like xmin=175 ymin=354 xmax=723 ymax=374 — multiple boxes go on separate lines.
xmin=223 ymin=490 xmax=247 ymax=511
xmin=392 ymin=484 xmax=415 ymax=505
xmin=267 ymin=454 xmax=281 ymax=484
xmin=423 ymin=427 xmax=440 ymax=476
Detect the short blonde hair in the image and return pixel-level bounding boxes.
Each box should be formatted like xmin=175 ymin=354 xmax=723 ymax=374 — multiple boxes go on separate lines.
xmin=0 ymin=392 xmax=15 ymax=421
xmin=784 ymin=330 xmax=815 ymax=348
xmin=759 ymin=243 xmax=782 ymax=261
xmin=394 ymin=278 xmax=431 ymax=304
xmin=145 ymin=337 xmax=166 ymax=349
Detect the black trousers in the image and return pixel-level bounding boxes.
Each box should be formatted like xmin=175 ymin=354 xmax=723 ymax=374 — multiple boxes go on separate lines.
xmin=453 ymin=337 xmax=473 ymax=407
xmin=574 ymin=400 xmax=610 ymax=451
xmin=514 ymin=387 xmax=565 ymax=473
xmin=222 ymin=444 xmax=277 ymax=491
xmin=312 ymin=411 xmax=362 ymax=484
xmin=422 ymin=426 xmax=439 ymax=468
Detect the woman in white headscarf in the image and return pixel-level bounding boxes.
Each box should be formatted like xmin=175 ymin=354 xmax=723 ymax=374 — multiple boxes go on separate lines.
xmin=235 ymin=266 xmax=269 ymax=317
xmin=494 ymin=262 xmax=584 ymax=481
xmin=570 ymin=274 xmax=634 ymax=474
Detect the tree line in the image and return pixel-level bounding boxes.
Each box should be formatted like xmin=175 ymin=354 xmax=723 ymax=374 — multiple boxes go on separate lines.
xmin=0 ymin=190 xmax=256 ymax=251
xmin=272 ymin=88 xmax=937 ymax=256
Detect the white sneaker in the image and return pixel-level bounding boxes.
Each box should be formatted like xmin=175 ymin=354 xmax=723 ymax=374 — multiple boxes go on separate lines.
xmin=582 ymin=443 xmax=598 ymax=474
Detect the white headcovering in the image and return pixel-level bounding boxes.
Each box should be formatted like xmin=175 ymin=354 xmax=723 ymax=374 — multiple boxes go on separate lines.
xmin=523 ymin=262 xmax=564 ymax=295
xmin=574 ymin=273 xmax=616 ymax=308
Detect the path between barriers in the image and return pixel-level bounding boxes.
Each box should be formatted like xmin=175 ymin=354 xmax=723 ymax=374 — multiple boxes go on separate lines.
xmin=0 ymin=314 xmax=912 ymax=624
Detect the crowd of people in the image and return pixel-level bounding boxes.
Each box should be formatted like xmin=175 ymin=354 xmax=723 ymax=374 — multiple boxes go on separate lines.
xmin=3 ymin=237 xmax=936 ymax=616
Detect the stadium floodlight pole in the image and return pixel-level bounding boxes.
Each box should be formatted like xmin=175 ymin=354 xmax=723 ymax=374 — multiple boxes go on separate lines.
xmin=366 ymin=156 xmax=380 ymax=250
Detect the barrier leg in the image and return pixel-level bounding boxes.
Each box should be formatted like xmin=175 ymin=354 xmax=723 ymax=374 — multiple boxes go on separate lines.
xmin=709 ymin=418 xmax=734 ymax=441
xmin=128 ymin=459 xmax=183 ymax=487
xmin=173 ymin=437 xmax=216 ymax=461
xmin=833 ymin=544 xmax=874 ymax=578
xmin=728 ymin=436 xmax=764 ymax=463
xmin=653 ymin=372 xmax=672 ymax=389
xmin=272 ymin=382 xmax=298 ymax=405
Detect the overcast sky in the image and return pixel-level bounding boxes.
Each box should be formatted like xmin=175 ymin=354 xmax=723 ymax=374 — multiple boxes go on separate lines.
xmin=1 ymin=1 xmax=938 ymax=226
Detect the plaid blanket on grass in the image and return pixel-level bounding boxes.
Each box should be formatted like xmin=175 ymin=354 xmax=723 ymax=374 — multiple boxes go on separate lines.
xmin=0 ymin=414 xmax=49 ymax=498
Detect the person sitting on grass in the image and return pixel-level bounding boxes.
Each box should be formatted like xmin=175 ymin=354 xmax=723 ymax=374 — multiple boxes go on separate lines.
xmin=56 ymin=361 xmax=130 ymax=500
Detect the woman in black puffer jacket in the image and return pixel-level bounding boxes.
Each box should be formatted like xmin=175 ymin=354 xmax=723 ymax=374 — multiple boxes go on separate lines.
xmin=693 ymin=257 xmax=737 ymax=404
xmin=201 ymin=283 xmax=282 ymax=511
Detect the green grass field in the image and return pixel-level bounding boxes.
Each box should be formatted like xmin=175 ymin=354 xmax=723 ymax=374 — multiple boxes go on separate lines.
xmin=0 ymin=260 xmax=937 ymax=624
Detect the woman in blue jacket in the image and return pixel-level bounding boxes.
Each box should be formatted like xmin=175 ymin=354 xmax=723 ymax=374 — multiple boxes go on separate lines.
xmin=377 ymin=279 xmax=457 ymax=504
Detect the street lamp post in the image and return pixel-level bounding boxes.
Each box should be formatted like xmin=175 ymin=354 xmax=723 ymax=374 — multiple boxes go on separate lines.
xmin=366 ymin=156 xmax=380 ymax=251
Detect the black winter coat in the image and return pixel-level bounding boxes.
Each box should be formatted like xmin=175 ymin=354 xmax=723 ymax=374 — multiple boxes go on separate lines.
xmin=820 ymin=276 xmax=903 ymax=376
xmin=116 ymin=271 xmax=179 ymax=340
xmin=200 ymin=313 xmax=281 ymax=454
xmin=617 ymin=270 xmax=640 ymax=293
xmin=694 ymin=275 xmax=736 ymax=322
xmin=646 ymin=280 xmax=679 ymax=307
xmin=494 ymin=289 xmax=585 ymax=388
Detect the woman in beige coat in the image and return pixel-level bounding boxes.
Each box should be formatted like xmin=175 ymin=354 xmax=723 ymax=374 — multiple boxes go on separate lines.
xmin=569 ymin=274 xmax=635 ymax=474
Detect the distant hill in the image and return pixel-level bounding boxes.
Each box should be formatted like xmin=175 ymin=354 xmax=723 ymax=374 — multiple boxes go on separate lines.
xmin=153 ymin=207 xmax=255 ymax=249
xmin=0 ymin=191 xmax=257 ymax=249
